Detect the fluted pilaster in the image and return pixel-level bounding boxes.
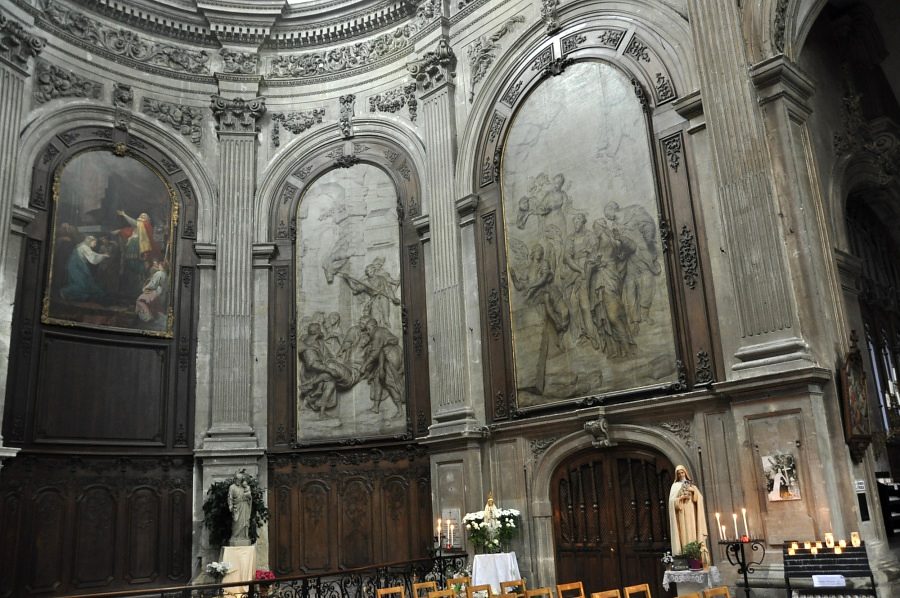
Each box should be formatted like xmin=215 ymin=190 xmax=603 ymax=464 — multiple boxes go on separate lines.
xmin=686 ymin=0 xmax=811 ymax=372
xmin=408 ymin=39 xmax=471 ymax=416
xmin=207 ymin=95 xmax=265 ymax=440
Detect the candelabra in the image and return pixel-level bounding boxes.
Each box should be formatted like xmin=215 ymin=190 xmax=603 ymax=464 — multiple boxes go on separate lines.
xmin=719 ymin=539 xmax=765 ymax=598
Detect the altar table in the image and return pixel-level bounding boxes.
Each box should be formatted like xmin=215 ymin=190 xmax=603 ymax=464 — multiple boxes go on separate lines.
xmin=662 ymin=566 xmax=721 ymax=596
xmin=472 ymin=552 xmax=521 ymax=594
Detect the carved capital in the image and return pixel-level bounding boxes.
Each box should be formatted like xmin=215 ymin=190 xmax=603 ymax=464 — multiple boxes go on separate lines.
xmin=407 ymin=37 xmax=456 ymax=93
xmin=210 ymin=95 xmax=266 ymax=134
xmin=0 ymin=15 xmax=46 ymax=74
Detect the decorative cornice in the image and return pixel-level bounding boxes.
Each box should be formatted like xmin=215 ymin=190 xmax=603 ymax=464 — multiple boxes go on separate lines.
xmin=0 ymin=14 xmax=46 ymax=73
xmin=142 ymin=98 xmax=204 ymax=144
xmin=407 ymin=36 xmax=455 ymax=93
xmin=40 ymin=0 xmax=211 ymax=76
xmin=33 ymin=59 xmax=102 ymax=104
xmin=210 ymin=95 xmax=266 ymax=133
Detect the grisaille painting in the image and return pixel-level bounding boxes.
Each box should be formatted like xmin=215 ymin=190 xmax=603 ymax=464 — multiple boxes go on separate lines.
xmin=501 ymin=61 xmax=677 ymax=407
xmin=43 ymin=150 xmax=176 ymax=336
xmin=296 ymin=164 xmax=405 ymax=442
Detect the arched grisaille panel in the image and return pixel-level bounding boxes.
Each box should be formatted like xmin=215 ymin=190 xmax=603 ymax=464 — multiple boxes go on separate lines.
xmin=0 ymin=124 xmax=198 ymax=595
xmin=473 ymin=22 xmax=720 ymax=421
xmin=267 ymin=138 xmax=430 ymax=448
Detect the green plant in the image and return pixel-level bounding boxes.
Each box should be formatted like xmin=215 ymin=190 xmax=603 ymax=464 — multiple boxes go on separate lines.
xmin=202 ymin=470 xmax=270 ymax=547
xmin=680 ymin=541 xmax=703 ymax=560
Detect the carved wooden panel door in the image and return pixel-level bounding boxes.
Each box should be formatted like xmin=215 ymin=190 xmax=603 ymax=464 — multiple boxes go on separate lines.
xmin=551 ymin=447 xmax=675 ymax=597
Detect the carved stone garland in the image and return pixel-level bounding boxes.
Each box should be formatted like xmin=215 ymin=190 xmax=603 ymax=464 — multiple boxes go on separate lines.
xmin=369 ymin=84 xmax=418 ymax=121
xmin=142 ymin=98 xmax=204 ymax=144
xmin=33 ymin=59 xmax=102 ymax=104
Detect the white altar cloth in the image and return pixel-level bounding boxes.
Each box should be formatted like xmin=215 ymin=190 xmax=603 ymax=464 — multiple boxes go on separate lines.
xmin=472 ymin=552 xmax=521 ymax=594
xmin=662 ymin=566 xmax=721 ymax=596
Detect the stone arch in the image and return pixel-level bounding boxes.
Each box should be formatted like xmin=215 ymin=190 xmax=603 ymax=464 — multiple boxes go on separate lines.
xmin=17 ymin=103 xmax=216 ymax=242
xmin=456 ymin=0 xmax=698 ymax=195
xmin=528 ymin=424 xmax=696 ymax=587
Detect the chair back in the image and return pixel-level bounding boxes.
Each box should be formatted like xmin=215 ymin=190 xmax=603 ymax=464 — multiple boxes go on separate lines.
xmin=622 ymin=584 xmax=652 ymax=598
xmin=556 ymin=582 xmax=585 ymax=598
xmin=466 ymin=584 xmax=494 ymax=598
xmin=678 ymin=593 xmax=702 ymax=598
xmin=414 ymin=582 xmax=438 ymax=598
xmin=429 ymin=590 xmax=458 ymax=598
xmin=702 ymin=587 xmax=731 ymax=598
xmin=590 ymin=591 xmax=621 ymax=598
xmin=447 ymin=577 xmax=471 ymax=591
xmin=500 ymin=579 xmax=527 ymax=598
xmin=377 ymin=587 xmax=407 ymax=598
xmin=525 ymin=588 xmax=554 ymax=598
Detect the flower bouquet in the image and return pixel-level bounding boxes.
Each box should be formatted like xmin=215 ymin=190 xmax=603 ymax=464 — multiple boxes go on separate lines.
xmin=255 ymin=569 xmax=276 ymax=597
xmin=463 ymin=497 xmax=521 ymax=553
xmin=206 ymin=560 xmax=232 ymax=582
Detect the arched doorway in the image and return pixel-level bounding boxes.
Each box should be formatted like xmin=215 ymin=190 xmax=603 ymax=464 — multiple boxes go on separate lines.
xmin=551 ymin=446 xmax=675 ymax=597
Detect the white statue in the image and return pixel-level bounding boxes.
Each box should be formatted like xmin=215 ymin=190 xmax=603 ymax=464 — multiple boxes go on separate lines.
xmin=668 ymin=465 xmax=708 ymax=556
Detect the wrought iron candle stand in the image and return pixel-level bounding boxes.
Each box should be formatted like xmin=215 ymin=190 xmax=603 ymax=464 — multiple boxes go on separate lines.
xmin=719 ymin=539 xmax=766 ymax=598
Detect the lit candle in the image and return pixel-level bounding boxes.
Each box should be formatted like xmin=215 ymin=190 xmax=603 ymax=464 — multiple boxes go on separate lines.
xmin=834 ymin=547 xmax=842 ymax=555
xmin=851 ymin=532 xmax=861 ymax=547
xmin=815 ymin=542 xmax=822 ymax=549
xmin=791 ymin=542 xmax=799 ymax=550
xmin=788 ymin=547 xmax=795 ymax=556
xmin=721 ymin=524 xmax=727 ymax=540
xmin=839 ymin=540 xmax=846 ymax=548
xmin=716 ymin=513 xmax=722 ymax=537
xmin=742 ymin=508 xmax=749 ymax=537
xmin=733 ymin=513 xmax=739 ymax=540
xmin=811 ymin=547 xmax=818 ymax=555
xmin=825 ymin=533 xmax=834 ymax=548
xmin=437 ymin=518 xmax=442 ymax=537
xmin=450 ymin=523 xmax=455 ymax=547
xmin=804 ymin=542 xmax=811 ymax=549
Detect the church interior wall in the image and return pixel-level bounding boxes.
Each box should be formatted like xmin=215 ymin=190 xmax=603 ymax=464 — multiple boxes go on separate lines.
xmin=1 ymin=0 xmax=899 ymax=595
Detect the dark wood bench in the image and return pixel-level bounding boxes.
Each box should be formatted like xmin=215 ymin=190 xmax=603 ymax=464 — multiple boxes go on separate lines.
xmin=782 ymin=541 xmax=876 ymax=597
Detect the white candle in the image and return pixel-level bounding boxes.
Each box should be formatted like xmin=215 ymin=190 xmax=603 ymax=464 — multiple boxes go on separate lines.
xmin=811 ymin=547 xmax=818 ymax=555
xmin=825 ymin=533 xmax=834 ymax=548
xmin=715 ymin=513 xmax=722 ymax=537
xmin=437 ymin=518 xmax=442 ymax=537
xmin=721 ymin=524 xmax=727 ymax=540
xmin=450 ymin=523 xmax=454 ymax=547
xmin=839 ymin=540 xmax=846 ymax=548
xmin=733 ymin=513 xmax=739 ymax=540
xmin=742 ymin=508 xmax=749 ymax=537
xmin=851 ymin=532 xmax=861 ymax=547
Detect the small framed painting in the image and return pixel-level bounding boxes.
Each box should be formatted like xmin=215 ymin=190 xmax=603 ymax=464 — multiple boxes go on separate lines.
xmin=841 ymin=331 xmax=871 ymax=462
xmin=762 ymin=452 xmax=801 ymax=502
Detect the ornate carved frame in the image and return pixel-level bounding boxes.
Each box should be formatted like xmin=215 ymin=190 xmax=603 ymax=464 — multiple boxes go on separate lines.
xmin=471 ymin=19 xmax=720 ymax=421
xmin=266 ymin=137 xmax=431 ymax=449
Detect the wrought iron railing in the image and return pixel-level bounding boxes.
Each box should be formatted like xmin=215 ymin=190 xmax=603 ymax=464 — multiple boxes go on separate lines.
xmin=62 ymin=553 xmax=469 ymax=598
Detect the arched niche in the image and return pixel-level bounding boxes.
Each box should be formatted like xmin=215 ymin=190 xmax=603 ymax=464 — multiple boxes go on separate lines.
xmin=470 ymin=25 xmax=720 ymax=422
xmin=265 ymin=138 xmax=430 ymax=449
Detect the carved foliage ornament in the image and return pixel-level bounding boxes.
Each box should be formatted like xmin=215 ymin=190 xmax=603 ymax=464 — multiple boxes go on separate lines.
xmin=142 ymin=98 xmax=203 ymax=144
xmin=273 ymin=108 xmax=325 ymax=134
xmin=467 ymin=16 xmax=526 ymax=102
xmin=220 ymin=49 xmax=257 ymax=74
xmin=0 ymin=14 xmax=46 ymax=69
xmin=41 ymin=0 xmax=210 ymax=75
xmin=773 ymin=0 xmax=789 ymax=54
xmin=210 ymin=95 xmax=266 ymax=133
xmin=678 ymin=225 xmax=699 ymax=289
xmin=662 ymin=134 xmax=683 ymax=172
xmin=339 ymin=94 xmax=355 ymax=138
xmin=369 ymin=84 xmax=417 ymax=121
xmin=33 ymin=60 xmax=102 ymax=104
xmin=541 ymin=0 xmax=561 ymax=34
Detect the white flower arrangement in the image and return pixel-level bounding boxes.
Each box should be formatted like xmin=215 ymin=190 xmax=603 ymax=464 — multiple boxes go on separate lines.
xmin=660 ymin=551 xmax=674 ymax=565
xmin=463 ymin=504 xmax=521 ymax=553
xmin=206 ymin=561 xmax=232 ymax=578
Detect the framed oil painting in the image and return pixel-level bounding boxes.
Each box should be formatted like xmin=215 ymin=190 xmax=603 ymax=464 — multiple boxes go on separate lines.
xmin=42 ymin=149 xmax=177 ymax=337
xmin=295 ymin=164 xmax=406 ymax=443
xmin=501 ymin=61 xmax=678 ymax=409
xmin=841 ymin=332 xmax=871 ymax=462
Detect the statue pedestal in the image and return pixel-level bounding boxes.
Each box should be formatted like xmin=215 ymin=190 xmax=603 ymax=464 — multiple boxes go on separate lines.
xmin=221 ymin=545 xmax=256 ymax=597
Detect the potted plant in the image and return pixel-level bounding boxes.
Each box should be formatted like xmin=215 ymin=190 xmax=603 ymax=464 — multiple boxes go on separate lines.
xmin=681 ymin=541 xmax=704 ymax=570
xmin=254 ymin=569 xmax=276 ymax=597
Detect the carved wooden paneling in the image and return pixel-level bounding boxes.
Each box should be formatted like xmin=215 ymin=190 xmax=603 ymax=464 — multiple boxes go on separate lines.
xmin=269 ymin=447 xmax=431 ymax=576
xmin=0 ymin=455 xmax=192 ymax=596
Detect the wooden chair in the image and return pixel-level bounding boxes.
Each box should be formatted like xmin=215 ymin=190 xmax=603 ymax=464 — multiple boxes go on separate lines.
xmin=377 ymin=587 xmax=407 ymax=598
xmin=429 ymin=590 xmax=458 ymax=598
xmin=702 ymin=588 xmax=731 ymax=598
xmin=678 ymin=593 xmax=701 ymax=598
xmin=590 ymin=591 xmax=621 ymax=598
xmin=497 ymin=594 xmax=518 ymax=598
xmin=414 ymin=582 xmax=438 ymax=598
xmin=622 ymin=584 xmax=652 ymax=598
xmin=556 ymin=582 xmax=585 ymax=598
xmin=500 ymin=579 xmax=527 ymax=598
xmin=447 ymin=577 xmax=471 ymax=591
xmin=466 ymin=584 xmax=494 ymax=598
xmin=525 ymin=588 xmax=554 ymax=598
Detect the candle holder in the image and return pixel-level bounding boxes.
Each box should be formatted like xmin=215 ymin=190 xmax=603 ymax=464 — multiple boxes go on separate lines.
xmin=719 ymin=539 xmax=766 ymax=598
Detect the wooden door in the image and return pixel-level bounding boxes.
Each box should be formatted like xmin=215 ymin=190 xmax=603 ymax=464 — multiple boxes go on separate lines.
xmin=551 ymin=447 xmax=675 ymax=597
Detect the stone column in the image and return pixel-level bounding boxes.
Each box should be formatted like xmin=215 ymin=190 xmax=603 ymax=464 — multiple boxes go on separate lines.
xmin=407 ymin=38 xmax=478 ymax=431
xmin=685 ymin=1 xmax=814 ymax=375
xmin=205 ymin=93 xmax=266 ymax=447
xmin=0 ymin=13 xmax=44 ymax=470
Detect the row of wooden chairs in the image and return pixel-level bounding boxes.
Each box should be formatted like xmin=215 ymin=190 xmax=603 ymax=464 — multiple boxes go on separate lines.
xmin=376 ymin=580 xmax=730 ymax=598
